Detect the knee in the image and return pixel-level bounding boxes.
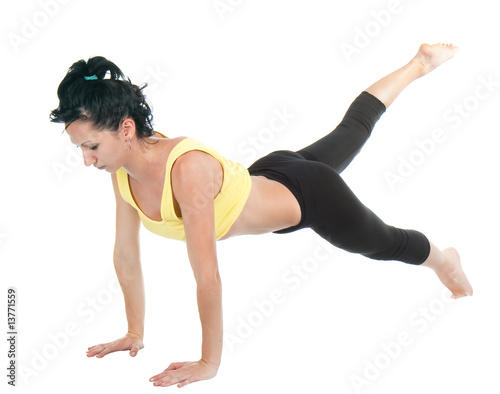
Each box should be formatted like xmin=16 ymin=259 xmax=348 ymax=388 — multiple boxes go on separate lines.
xmin=362 ymin=228 xmax=431 ymax=265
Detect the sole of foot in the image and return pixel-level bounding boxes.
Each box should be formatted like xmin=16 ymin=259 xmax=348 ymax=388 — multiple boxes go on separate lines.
xmin=439 ymin=247 xmax=473 ymax=299
xmin=414 ymin=42 xmax=460 ymax=76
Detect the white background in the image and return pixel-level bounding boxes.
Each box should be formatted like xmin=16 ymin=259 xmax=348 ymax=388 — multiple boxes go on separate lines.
xmin=1 ymin=0 xmax=499 ymax=393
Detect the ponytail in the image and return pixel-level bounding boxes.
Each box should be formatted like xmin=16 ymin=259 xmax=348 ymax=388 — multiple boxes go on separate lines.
xmin=50 ymin=56 xmax=155 ymax=141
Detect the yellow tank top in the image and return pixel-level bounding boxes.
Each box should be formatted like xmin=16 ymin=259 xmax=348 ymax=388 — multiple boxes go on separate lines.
xmin=115 ymin=134 xmax=252 ymax=241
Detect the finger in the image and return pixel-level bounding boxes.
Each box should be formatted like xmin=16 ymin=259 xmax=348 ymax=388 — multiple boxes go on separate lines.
xmin=151 ymin=372 xmax=175 ymax=387
xmin=88 ymin=342 xmax=106 ymax=349
xmin=177 ymin=378 xmax=193 ymax=388
xmin=150 ymin=372 xmax=168 ymax=382
xmin=154 ymin=374 xmax=184 ymax=388
xmin=96 ymin=345 xmax=118 ymax=358
xmin=87 ymin=345 xmax=106 ymax=357
xmin=129 ymin=345 xmax=140 ymax=357
xmin=87 ymin=344 xmax=105 ymax=352
xmin=149 ymin=363 xmax=186 ymax=382
xmin=150 ymin=369 xmax=177 ymax=382
xmin=166 ymin=362 xmax=186 ymax=371
xmin=161 ymin=374 xmax=193 ymax=388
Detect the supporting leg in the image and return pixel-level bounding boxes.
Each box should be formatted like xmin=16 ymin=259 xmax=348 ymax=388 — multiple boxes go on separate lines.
xmin=421 ymin=243 xmax=473 ymax=299
xmin=307 ymin=162 xmax=473 ymax=299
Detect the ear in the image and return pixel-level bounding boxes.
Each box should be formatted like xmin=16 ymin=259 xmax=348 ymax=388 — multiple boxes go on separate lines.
xmin=121 ymin=118 xmax=136 ymax=141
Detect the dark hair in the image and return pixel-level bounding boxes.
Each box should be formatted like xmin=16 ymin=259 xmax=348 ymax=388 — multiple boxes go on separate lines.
xmin=50 ymin=56 xmax=155 ymax=143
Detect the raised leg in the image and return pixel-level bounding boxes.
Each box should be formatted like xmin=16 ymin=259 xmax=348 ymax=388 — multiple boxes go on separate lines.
xmin=365 ymin=43 xmax=459 ymax=108
xmin=297 ymin=43 xmax=460 ymax=173
xmin=296 ymin=91 xmax=386 ymax=173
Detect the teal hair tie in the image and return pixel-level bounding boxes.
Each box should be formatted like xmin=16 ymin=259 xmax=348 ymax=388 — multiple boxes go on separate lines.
xmin=84 ymin=74 xmax=98 ymax=81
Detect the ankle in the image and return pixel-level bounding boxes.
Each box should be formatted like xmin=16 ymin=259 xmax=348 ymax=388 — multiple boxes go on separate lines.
xmin=407 ymin=57 xmax=427 ymax=79
xmin=421 ymin=242 xmax=446 ymax=271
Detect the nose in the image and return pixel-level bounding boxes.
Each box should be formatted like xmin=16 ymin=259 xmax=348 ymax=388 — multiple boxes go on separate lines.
xmin=82 ymin=149 xmax=97 ymax=167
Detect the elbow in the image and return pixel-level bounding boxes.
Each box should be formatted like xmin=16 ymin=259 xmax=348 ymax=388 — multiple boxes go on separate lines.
xmin=113 ymin=249 xmax=140 ymax=265
xmin=113 ymin=252 xmax=143 ymax=283
xmin=195 ymin=270 xmax=222 ymax=288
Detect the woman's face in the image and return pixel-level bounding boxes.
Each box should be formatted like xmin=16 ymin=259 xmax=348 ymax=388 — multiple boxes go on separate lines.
xmin=65 ymin=119 xmax=132 ymax=173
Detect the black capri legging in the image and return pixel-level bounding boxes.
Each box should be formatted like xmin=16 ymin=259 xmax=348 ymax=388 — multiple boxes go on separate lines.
xmin=247 ymin=91 xmax=430 ymax=265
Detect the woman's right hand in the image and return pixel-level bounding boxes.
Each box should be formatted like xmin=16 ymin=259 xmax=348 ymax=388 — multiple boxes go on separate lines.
xmin=86 ymin=332 xmax=144 ymax=358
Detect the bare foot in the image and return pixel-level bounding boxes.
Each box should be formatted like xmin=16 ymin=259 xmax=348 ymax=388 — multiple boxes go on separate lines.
xmin=428 ymin=247 xmax=473 ymax=299
xmin=412 ymin=43 xmax=460 ymax=77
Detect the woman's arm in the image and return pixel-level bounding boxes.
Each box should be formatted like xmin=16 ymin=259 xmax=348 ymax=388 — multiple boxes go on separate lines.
xmin=86 ymin=173 xmax=144 ymax=358
xmin=111 ymin=172 xmax=145 ymax=338
xmin=149 ymin=151 xmax=223 ymax=388
xmin=184 ymin=191 xmax=222 ymax=370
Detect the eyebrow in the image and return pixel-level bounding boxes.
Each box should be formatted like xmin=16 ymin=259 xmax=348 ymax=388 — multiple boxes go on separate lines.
xmin=74 ymin=140 xmax=93 ymax=147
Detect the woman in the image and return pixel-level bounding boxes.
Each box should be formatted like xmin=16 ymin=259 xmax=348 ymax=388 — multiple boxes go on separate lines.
xmin=50 ymin=42 xmax=472 ymax=388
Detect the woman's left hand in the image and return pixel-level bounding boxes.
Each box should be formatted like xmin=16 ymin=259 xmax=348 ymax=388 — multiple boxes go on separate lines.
xmin=149 ymin=359 xmax=219 ymax=388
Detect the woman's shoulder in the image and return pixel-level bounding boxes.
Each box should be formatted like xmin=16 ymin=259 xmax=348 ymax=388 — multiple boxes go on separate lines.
xmin=154 ymin=134 xmax=225 ymax=175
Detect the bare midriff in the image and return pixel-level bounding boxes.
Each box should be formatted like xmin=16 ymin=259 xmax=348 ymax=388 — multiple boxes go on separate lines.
xmin=219 ymin=175 xmax=301 ymax=240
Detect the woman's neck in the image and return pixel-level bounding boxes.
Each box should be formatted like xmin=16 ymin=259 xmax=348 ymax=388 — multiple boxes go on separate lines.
xmin=122 ymin=133 xmax=169 ymax=184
